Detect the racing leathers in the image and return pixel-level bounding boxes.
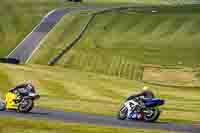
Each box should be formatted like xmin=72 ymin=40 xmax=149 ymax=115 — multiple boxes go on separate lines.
xmin=125 ymin=90 xmax=155 ymax=119
xmin=5 ymin=83 xmax=36 ymax=109
xmin=9 ymin=83 xmax=36 ymax=97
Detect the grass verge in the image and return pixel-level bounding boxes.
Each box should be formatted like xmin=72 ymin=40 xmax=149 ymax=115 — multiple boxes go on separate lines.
xmin=0 ymin=117 xmax=176 ymax=133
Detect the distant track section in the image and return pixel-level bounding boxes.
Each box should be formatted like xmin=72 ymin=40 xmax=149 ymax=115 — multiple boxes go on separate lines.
xmin=7 ymin=9 xmax=70 ymax=63
xmin=5 ymin=5 xmax=159 ymax=64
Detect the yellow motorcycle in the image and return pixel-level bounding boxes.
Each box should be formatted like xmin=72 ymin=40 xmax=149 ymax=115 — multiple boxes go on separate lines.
xmin=3 ymin=92 xmax=40 ymax=113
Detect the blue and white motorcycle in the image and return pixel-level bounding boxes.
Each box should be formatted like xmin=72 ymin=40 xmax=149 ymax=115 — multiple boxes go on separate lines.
xmin=117 ymin=97 xmax=165 ymax=122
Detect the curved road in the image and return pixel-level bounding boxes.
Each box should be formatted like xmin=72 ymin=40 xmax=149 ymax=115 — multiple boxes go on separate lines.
xmin=7 ymin=6 xmax=99 ymax=63
xmin=0 ymin=109 xmax=199 ymax=133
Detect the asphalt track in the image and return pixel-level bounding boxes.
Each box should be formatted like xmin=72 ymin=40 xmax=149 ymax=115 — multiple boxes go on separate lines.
xmin=0 ymin=109 xmax=199 ymax=133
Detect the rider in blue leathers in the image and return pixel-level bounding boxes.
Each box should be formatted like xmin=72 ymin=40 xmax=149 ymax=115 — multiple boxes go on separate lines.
xmin=125 ymin=86 xmax=154 ymax=119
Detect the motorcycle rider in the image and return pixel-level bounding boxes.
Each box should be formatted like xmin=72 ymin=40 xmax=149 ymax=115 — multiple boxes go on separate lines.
xmin=125 ymin=86 xmax=155 ymax=120
xmin=9 ymin=81 xmax=36 ymax=96
xmin=5 ymin=81 xmax=36 ymax=109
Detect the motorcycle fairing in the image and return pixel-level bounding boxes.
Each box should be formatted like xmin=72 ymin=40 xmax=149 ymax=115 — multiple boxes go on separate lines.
xmin=143 ymin=98 xmax=165 ymax=107
xmin=5 ymin=92 xmax=18 ymax=109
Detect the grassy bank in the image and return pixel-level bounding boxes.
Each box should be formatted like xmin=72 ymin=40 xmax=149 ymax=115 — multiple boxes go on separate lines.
xmin=84 ymin=0 xmax=200 ymax=5
xmin=0 ymin=64 xmax=199 ymax=124
xmin=65 ymin=7 xmax=200 ymax=67
xmin=30 ymin=6 xmax=200 ymax=83
xmin=0 ymin=117 xmax=176 ymax=133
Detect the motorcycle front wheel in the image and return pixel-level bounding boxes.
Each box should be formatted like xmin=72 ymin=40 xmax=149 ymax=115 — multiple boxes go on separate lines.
xmin=18 ymin=99 xmax=34 ymax=113
xmin=0 ymin=101 xmax=6 ymax=111
xmin=117 ymin=105 xmax=128 ymax=120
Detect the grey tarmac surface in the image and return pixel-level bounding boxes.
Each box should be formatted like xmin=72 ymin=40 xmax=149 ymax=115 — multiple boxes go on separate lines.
xmin=0 ymin=109 xmax=199 ymax=133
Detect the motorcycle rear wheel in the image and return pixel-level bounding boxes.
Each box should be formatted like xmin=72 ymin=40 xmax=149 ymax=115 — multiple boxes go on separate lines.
xmin=143 ymin=107 xmax=160 ymax=122
xmin=18 ymin=99 xmax=34 ymax=113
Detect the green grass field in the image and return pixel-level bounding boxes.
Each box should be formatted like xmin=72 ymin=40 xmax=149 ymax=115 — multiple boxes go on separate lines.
xmin=0 ymin=117 xmax=176 ymax=133
xmin=30 ymin=6 xmax=200 ymax=83
xmin=0 ymin=64 xmax=199 ymax=124
xmin=64 ymin=7 xmax=200 ymax=67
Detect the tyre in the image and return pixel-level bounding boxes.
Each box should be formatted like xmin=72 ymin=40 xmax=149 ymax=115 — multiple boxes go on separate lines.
xmin=18 ymin=99 xmax=34 ymax=113
xmin=143 ymin=107 xmax=160 ymax=122
xmin=0 ymin=101 xmax=6 ymax=111
xmin=117 ymin=105 xmax=128 ymax=120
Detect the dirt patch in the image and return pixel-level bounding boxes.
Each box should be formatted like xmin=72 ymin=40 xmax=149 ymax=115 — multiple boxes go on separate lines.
xmin=194 ymin=124 xmax=200 ymax=128
xmin=143 ymin=67 xmax=200 ymax=87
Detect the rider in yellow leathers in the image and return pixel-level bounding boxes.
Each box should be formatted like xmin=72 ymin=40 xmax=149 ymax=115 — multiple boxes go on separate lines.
xmin=5 ymin=82 xmax=36 ymax=110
